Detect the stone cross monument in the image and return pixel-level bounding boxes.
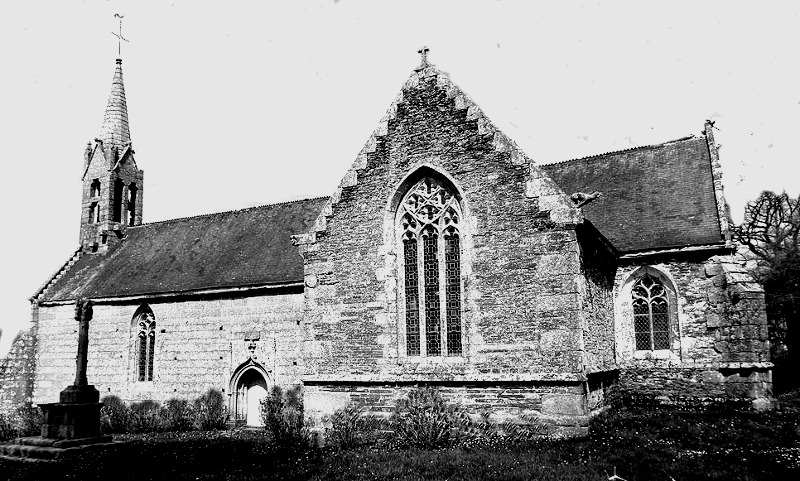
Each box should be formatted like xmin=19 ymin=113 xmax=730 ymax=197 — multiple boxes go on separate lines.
xmin=39 ymin=298 xmax=106 ymax=440
xmin=73 ymin=298 xmax=92 ymax=387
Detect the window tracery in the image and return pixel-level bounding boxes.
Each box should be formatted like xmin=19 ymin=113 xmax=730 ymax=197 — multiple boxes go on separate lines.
xmin=632 ymin=274 xmax=670 ymax=350
xmin=399 ymin=177 xmax=463 ymax=357
xmin=135 ymin=309 xmax=156 ymax=381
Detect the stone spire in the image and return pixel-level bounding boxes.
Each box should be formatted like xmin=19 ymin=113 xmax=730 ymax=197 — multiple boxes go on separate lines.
xmin=98 ymin=59 xmax=131 ymax=149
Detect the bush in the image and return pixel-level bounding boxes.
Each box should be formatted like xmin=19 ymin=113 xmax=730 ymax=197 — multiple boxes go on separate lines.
xmin=390 ymin=387 xmax=548 ymax=449
xmin=461 ymin=412 xmax=548 ymax=448
xmin=326 ymin=404 xmax=382 ymax=449
xmin=163 ymin=398 xmax=195 ymax=432
xmin=390 ymin=386 xmax=465 ymax=449
xmin=0 ymin=404 xmax=43 ymax=440
xmin=100 ymin=395 xmax=133 ymax=434
xmin=193 ymin=388 xmax=227 ymax=431
xmin=130 ymin=400 xmax=164 ymax=433
xmin=13 ymin=403 xmax=42 ymax=437
xmin=260 ymin=385 xmax=312 ymax=449
xmin=0 ymin=412 xmax=16 ymax=441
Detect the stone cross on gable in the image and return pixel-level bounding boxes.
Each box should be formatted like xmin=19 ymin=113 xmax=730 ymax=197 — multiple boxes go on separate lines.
xmin=418 ymin=46 xmax=430 ymax=69
xmin=111 ymin=13 xmax=129 ymax=58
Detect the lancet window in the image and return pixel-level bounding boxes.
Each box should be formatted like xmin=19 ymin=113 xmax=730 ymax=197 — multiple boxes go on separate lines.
xmin=399 ymin=177 xmax=463 ymax=357
xmin=134 ymin=307 xmax=156 ymax=381
xmin=632 ymin=275 xmax=671 ymax=350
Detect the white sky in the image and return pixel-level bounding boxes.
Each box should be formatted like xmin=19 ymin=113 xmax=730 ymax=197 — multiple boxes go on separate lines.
xmin=0 ymin=0 xmax=798 ymax=356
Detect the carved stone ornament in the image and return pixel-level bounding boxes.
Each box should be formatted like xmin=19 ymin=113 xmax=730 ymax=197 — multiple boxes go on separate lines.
xmin=304 ymin=273 xmax=318 ymax=288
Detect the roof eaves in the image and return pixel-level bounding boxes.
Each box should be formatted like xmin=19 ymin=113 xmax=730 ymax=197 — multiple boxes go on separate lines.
xmin=38 ymin=280 xmax=305 ymax=306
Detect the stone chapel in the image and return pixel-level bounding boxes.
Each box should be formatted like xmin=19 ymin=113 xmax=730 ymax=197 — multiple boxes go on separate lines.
xmin=4 ymin=53 xmax=773 ymax=435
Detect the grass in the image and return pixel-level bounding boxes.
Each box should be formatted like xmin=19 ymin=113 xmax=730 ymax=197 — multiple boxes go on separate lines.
xmin=1 ymin=399 xmax=799 ymax=481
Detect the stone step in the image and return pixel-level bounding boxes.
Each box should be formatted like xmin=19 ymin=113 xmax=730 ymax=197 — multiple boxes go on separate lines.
xmin=0 ymin=443 xmax=64 ymax=460
xmin=12 ymin=435 xmax=113 ymax=449
xmin=0 ymin=437 xmax=120 ymax=462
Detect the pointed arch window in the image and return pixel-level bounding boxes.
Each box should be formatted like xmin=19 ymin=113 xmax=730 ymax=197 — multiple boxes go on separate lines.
xmin=90 ymin=179 xmax=101 ymax=197
xmin=133 ymin=305 xmax=156 ymax=381
xmin=632 ymin=275 xmax=671 ymax=351
xmin=112 ymin=178 xmax=124 ymax=223
xmin=128 ymin=183 xmax=138 ymax=226
xmin=399 ymin=177 xmax=463 ymax=357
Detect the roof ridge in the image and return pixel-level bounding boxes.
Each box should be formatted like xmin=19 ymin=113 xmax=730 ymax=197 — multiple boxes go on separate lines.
xmin=542 ymin=134 xmax=696 ymax=167
xmin=132 ymin=195 xmax=329 ymax=228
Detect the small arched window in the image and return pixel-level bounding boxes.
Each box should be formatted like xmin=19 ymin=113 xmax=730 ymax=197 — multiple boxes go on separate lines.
xmin=88 ymin=202 xmax=100 ymax=224
xmin=128 ymin=183 xmax=138 ymax=226
xmin=112 ymin=178 xmax=124 ymax=223
xmin=632 ymin=274 xmax=670 ymax=350
xmin=90 ymin=179 xmax=101 ymax=197
xmin=133 ymin=305 xmax=156 ymax=381
xmin=399 ymin=177 xmax=463 ymax=357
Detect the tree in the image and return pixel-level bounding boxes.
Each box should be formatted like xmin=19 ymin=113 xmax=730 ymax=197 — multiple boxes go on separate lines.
xmin=734 ymin=191 xmax=800 ymax=389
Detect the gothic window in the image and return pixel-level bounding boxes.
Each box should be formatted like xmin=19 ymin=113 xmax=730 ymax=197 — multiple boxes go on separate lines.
xmin=128 ymin=183 xmax=138 ymax=226
xmin=112 ymin=179 xmax=124 ymax=223
xmin=88 ymin=202 xmax=100 ymax=224
xmin=90 ymin=179 xmax=101 ymax=197
xmin=632 ymin=275 xmax=670 ymax=350
xmin=399 ymin=177 xmax=463 ymax=357
xmin=133 ymin=306 xmax=156 ymax=382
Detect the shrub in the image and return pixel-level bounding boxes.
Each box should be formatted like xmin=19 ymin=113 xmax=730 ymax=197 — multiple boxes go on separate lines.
xmin=193 ymin=388 xmax=227 ymax=430
xmin=260 ymin=385 xmax=312 ymax=449
xmin=325 ymin=404 xmax=382 ymax=449
xmin=390 ymin=388 xmax=548 ymax=449
xmin=390 ymin=386 xmax=465 ymax=449
xmin=100 ymin=395 xmax=133 ymax=434
xmin=163 ymin=398 xmax=195 ymax=432
xmin=13 ymin=403 xmax=42 ymax=437
xmin=0 ymin=412 xmax=16 ymax=441
xmin=0 ymin=404 xmax=44 ymax=440
xmin=130 ymin=400 xmax=164 ymax=433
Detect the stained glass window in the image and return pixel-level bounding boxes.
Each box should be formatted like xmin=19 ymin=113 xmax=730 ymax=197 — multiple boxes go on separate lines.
xmin=423 ymin=229 xmax=441 ymax=356
xmin=399 ymin=177 xmax=463 ymax=357
xmin=403 ymin=239 xmax=420 ymax=356
xmin=632 ymin=275 xmax=671 ymax=351
xmin=136 ymin=310 xmax=156 ymax=381
xmin=445 ymin=231 xmax=462 ymax=356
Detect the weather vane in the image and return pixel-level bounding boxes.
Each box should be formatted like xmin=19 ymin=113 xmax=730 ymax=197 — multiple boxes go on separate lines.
xmin=111 ymin=13 xmax=129 ymax=58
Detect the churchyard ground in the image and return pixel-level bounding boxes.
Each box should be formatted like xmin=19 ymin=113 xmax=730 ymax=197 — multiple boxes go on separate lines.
xmin=1 ymin=391 xmax=799 ymax=481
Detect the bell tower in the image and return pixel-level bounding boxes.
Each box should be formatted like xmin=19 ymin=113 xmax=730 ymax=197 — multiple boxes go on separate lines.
xmin=79 ymin=58 xmax=144 ymax=253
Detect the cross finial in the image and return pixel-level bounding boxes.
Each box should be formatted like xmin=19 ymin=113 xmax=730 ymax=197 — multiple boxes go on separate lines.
xmin=417 ymin=46 xmax=430 ymax=69
xmin=111 ymin=13 xmax=129 ymax=58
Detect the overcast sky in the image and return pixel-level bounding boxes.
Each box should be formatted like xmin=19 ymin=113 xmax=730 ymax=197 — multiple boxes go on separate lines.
xmin=1 ymin=0 xmax=798 ymax=356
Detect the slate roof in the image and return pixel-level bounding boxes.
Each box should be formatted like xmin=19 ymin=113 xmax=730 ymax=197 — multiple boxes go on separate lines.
xmin=541 ymin=136 xmax=724 ymax=253
xmin=39 ymin=197 xmax=328 ymax=302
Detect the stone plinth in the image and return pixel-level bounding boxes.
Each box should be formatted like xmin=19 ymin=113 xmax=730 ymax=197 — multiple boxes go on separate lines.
xmin=39 ymin=384 xmax=102 ymax=439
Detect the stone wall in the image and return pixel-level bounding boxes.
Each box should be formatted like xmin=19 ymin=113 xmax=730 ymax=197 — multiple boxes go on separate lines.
xmin=294 ymin=67 xmax=615 ymax=433
xmin=305 ymin=381 xmax=594 ymax=437
xmin=0 ymin=328 xmax=35 ymax=414
xmin=577 ymin=224 xmax=617 ymax=374
xmin=614 ymin=252 xmax=771 ymax=405
xmin=80 ymin=140 xmax=144 ymax=251
xmin=299 ymin=68 xmax=587 ymax=385
xmin=33 ymin=290 xmax=305 ymax=406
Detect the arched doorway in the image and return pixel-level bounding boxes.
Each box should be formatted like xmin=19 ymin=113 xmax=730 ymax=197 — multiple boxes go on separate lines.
xmin=230 ymin=360 xmax=270 ymax=427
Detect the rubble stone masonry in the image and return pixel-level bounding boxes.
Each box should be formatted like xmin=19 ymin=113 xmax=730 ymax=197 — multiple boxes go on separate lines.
xmin=297 ymin=67 xmax=615 ymax=434
xmin=614 ymin=252 xmax=771 ymax=405
xmin=32 ymin=291 xmax=305 ymax=407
